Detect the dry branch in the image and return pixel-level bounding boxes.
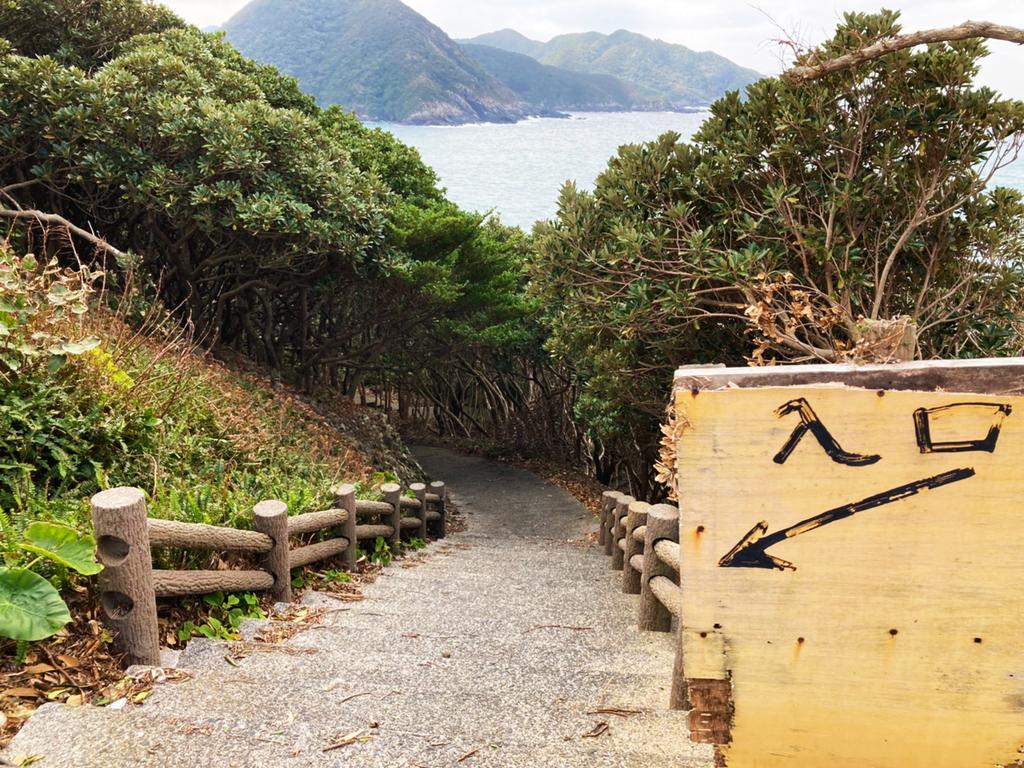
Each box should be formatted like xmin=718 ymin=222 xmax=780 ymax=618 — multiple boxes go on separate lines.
xmin=0 ymin=208 xmax=128 ymax=260
xmin=786 ymin=21 xmax=1024 ymax=82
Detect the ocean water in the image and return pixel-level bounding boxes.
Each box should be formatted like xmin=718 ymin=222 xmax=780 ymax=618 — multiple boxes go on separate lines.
xmin=375 ymin=112 xmax=1024 ymax=231
xmin=373 ymin=112 xmax=707 ymax=230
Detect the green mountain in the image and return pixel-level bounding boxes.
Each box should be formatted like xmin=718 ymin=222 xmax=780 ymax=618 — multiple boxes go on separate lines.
xmin=462 ymin=28 xmax=545 ymax=59
xmin=461 ymin=28 xmax=761 ymax=107
xmin=461 ymin=44 xmax=641 ymax=112
xmin=222 ymin=0 xmax=528 ymax=124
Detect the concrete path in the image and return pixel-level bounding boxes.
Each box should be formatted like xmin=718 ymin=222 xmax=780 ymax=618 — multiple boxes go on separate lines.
xmin=5 ymin=447 xmax=711 ymax=767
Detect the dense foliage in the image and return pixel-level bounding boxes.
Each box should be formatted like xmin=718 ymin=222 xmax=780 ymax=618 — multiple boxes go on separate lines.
xmin=0 ymin=0 xmax=544 ymax=549
xmin=530 ymin=11 xmax=1024 ymax=493
xmin=1 ymin=1 xmax=533 ymax=399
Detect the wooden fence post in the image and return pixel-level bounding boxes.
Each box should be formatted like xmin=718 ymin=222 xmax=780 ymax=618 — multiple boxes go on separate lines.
xmin=610 ymin=495 xmax=633 ymax=571
xmin=253 ymin=500 xmax=291 ymax=603
xmin=91 ymin=487 xmax=160 ymax=667
xmin=638 ymin=503 xmax=679 ymax=633
xmin=622 ymin=500 xmax=650 ymax=594
xmin=382 ymin=483 xmax=403 ymax=548
xmin=411 ymin=482 xmax=428 ymax=540
xmin=430 ymin=481 xmax=447 ymax=538
xmin=603 ymin=492 xmax=622 ymax=556
xmin=670 ymin=625 xmax=688 ymax=711
xmin=334 ymin=484 xmax=358 ymax=569
xmin=599 ymin=491 xmax=617 ymax=548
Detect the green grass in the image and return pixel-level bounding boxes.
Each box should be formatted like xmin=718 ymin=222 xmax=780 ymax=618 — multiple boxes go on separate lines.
xmin=0 ymin=247 xmax=368 ymax=573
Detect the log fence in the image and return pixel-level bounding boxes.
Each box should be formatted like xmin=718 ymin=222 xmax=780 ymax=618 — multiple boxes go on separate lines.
xmin=600 ymin=489 xmax=686 ymax=710
xmin=92 ymin=480 xmax=447 ymax=667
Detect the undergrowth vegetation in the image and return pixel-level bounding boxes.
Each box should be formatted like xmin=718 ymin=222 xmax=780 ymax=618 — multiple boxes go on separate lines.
xmin=0 ymin=240 xmax=371 ymax=544
xmin=0 ymin=237 xmax=396 ymax=658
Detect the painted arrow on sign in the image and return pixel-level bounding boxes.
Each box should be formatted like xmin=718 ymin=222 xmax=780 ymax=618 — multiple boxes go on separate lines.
xmin=718 ymin=467 xmax=977 ymax=571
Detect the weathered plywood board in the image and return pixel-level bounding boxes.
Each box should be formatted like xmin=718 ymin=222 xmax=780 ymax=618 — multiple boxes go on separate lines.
xmin=675 ymin=385 xmax=1024 ymax=768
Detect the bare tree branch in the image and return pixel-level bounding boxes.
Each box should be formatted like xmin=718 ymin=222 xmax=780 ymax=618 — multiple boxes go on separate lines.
xmin=0 ymin=208 xmax=128 ymax=261
xmin=785 ymin=20 xmax=1024 ymax=83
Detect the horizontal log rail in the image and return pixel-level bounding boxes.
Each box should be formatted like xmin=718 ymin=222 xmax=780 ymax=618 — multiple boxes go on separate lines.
xmin=395 ymin=493 xmax=442 ymax=509
xmin=147 ymin=519 xmax=273 ymax=553
xmin=356 ymin=523 xmax=395 ymax=540
xmin=599 ymin=490 xmax=686 ymax=710
xmin=287 ymin=508 xmax=349 ymax=536
xmin=648 ymin=575 xmax=683 ymax=618
xmin=92 ymin=478 xmax=447 ymax=668
xmin=154 ymin=569 xmax=275 ymax=598
xmin=356 ymin=500 xmax=393 ymax=515
xmin=289 ymin=538 xmax=350 ymax=570
xmin=654 ymin=540 xmax=680 ymax=573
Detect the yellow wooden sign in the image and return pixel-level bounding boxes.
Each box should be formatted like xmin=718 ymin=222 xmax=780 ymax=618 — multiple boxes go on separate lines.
xmin=675 ymin=384 xmax=1024 ymax=768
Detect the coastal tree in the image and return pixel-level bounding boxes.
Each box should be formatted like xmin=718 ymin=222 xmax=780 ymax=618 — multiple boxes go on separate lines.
xmin=0 ymin=4 xmax=537 ymax=403
xmin=530 ymin=10 xmax=1024 ymax=494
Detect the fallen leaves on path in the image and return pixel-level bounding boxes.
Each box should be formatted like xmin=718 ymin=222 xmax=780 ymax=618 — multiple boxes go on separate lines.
xmin=98 ymin=668 xmax=192 ymax=710
xmin=224 ymin=642 xmax=318 ymax=665
xmin=0 ymin=601 xmax=123 ymax=747
xmin=253 ymin=607 xmax=326 ymax=644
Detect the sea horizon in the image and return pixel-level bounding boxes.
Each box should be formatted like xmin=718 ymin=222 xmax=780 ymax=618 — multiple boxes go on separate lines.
xmin=372 ymin=110 xmax=1024 ymax=230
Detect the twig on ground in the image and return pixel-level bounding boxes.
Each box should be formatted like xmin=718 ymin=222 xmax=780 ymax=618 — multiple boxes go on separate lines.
xmin=582 ymin=721 xmax=610 ymax=738
xmin=525 ymin=624 xmax=592 ymax=632
xmin=322 ymin=728 xmax=372 ymax=752
xmin=587 ymin=707 xmax=642 ymax=718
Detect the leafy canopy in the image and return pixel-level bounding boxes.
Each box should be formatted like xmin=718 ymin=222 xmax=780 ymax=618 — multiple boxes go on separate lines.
xmin=530 ymin=10 xmax=1024 ymax=472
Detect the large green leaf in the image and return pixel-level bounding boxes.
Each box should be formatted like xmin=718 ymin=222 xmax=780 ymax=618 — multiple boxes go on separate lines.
xmin=0 ymin=568 xmax=72 ymax=642
xmin=59 ymin=337 xmax=101 ymax=355
xmin=21 ymin=523 xmax=104 ymax=576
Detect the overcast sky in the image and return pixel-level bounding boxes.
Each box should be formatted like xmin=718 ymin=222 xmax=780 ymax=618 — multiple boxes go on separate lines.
xmin=160 ymin=0 xmax=1024 ymax=97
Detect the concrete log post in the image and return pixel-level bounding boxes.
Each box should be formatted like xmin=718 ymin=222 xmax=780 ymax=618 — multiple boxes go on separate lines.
xmin=599 ymin=491 xmax=617 ymax=548
xmin=91 ymin=487 xmax=160 ymax=667
xmin=430 ymin=481 xmax=447 ymax=538
xmin=381 ymin=483 xmax=403 ymax=548
xmin=622 ymin=500 xmax=650 ymax=594
xmin=603 ymin=491 xmax=621 ymax=556
xmin=334 ymin=484 xmax=358 ymax=569
xmin=253 ymin=500 xmax=291 ymax=603
xmin=638 ymin=503 xmax=679 ymax=633
xmin=598 ymin=492 xmax=609 ymax=546
xmin=411 ymin=483 xmax=428 ymax=540
xmin=610 ymin=496 xmax=633 ymax=571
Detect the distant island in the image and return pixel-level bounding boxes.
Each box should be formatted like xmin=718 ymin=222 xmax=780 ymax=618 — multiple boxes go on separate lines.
xmin=219 ymin=0 xmax=762 ymax=125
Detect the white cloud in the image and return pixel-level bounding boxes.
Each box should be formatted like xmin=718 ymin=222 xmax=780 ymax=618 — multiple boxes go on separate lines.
xmin=159 ymin=0 xmax=1024 ymax=97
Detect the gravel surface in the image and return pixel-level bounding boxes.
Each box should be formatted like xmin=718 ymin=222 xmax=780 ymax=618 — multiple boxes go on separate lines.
xmin=3 ymin=447 xmax=712 ymax=768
